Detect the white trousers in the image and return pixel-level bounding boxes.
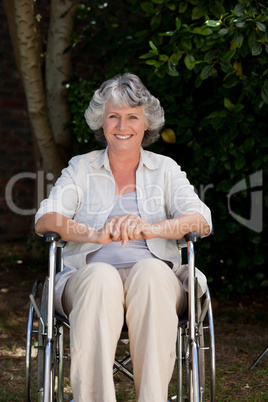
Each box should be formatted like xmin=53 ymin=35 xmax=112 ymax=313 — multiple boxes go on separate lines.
xmin=62 ymin=258 xmax=187 ymax=402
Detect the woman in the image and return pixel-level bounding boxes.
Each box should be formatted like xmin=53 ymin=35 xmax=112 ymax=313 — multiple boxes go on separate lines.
xmin=35 ymin=73 xmax=212 ymax=402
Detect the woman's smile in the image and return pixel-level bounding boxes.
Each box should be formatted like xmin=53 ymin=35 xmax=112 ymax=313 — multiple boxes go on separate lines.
xmin=114 ymin=134 xmax=133 ymax=140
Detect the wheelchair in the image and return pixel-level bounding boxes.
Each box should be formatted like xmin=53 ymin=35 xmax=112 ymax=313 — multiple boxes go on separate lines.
xmin=25 ymin=231 xmax=216 ymax=402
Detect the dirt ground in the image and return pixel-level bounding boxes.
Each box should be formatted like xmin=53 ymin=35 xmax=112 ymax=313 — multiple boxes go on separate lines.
xmin=0 ymin=241 xmax=267 ymax=401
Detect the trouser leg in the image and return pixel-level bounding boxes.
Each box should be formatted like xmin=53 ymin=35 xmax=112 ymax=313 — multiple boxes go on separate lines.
xmin=63 ymin=262 xmax=124 ymax=402
xmin=125 ymin=259 xmax=187 ymax=402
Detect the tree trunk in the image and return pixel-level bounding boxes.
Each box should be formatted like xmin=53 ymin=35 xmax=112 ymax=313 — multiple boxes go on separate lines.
xmin=14 ymin=0 xmax=66 ymax=178
xmin=3 ymin=0 xmax=80 ymax=178
xmin=2 ymin=0 xmax=22 ymax=75
xmin=46 ymin=0 xmax=79 ymax=165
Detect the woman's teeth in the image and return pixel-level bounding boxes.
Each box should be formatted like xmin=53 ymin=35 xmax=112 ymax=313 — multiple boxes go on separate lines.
xmin=115 ymin=135 xmax=132 ymax=139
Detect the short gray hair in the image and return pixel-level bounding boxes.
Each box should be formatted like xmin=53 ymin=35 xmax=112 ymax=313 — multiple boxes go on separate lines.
xmin=84 ymin=73 xmax=165 ymax=147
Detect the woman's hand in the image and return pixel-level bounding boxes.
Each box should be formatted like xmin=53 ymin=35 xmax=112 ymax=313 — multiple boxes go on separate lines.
xmin=111 ymin=214 xmax=158 ymax=246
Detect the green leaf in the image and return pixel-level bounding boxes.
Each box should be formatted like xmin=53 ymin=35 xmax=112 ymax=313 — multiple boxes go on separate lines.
xmin=184 ymin=54 xmax=196 ymax=70
xmin=192 ymin=26 xmax=213 ymax=36
xmin=159 ymin=54 xmax=169 ymax=61
xmin=205 ymin=20 xmax=221 ymax=28
xmin=218 ymin=28 xmax=229 ymax=35
xmin=139 ymin=51 xmax=157 ymax=59
xmin=234 ymin=155 xmax=246 ymax=170
xmin=146 ymin=60 xmax=161 ymax=67
xmin=194 ymin=36 xmax=205 ymax=49
xmin=209 ymin=2 xmax=226 ymax=19
xmin=261 ymin=139 xmax=268 ymax=148
xmin=159 ymin=31 xmax=176 ymax=37
xmin=166 ymin=62 xmax=179 ymax=76
xmin=234 ymin=20 xmax=246 ymax=28
xmin=169 ymin=51 xmax=183 ymax=64
xmin=207 ymin=110 xmax=226 ymax=119
xmin=225 ymin=222 xmax=240 ymax=233
xmin=220 ymin=179 xmax=233 ymax=192
xmin=200 ymin=64 xmax=214 ymax=80
xmin=222 ymin=50 xmax=236 ymax=61
xmin=181 ymin=38 xmax=192 ymax=51
xmin=151 ymin=12 xmax=162 ymax=29
xmin=252 ymin=43 xmax=262 ymax=56
xmin=167 ymin=3 xmax=176 ymax=11
xmin=220 ymin=61 xmax=234 ymax=74
xmin=179 ymin=2 xmax=187 ymax=13
xmin=149 ymin=41 xmax=158 ymax=51
xmin=223 ymin=74 xmax=240 ymax=88
xmin=175 ymin=17 xmax=181 ymax=30
xmin=252 ymin=157 xmax=263 ymax=170
xmin=256 ymin=22 xmax=266 ymax=32
xmin=234 ymin=31 xmax=244 ymax=48
xmin=192 ymin=5 xmax=207 ymax=20
xmin=248 ymin=30 xmax=258 ymax=51
xmin=224 ymin=97 xmax=233 ymax=111
xmin=211 ymin=116 xmax=226 ymax=129
xmin=243 ymin=137 xmax=255 ymax=152
xmin=232 ymin=103 xmax=244 ymax=113
xmin=253 ymin=254 xmax=265 ymax=265
xmin=261 ymin=80 xmax=268 ymax=104
xmin=232 ymin=4 xmax=245 ymax=16
xmin=141 ymin=2 xmax=155 ymax=13
xmin=179 ymin=117 xmax=195 ymax=127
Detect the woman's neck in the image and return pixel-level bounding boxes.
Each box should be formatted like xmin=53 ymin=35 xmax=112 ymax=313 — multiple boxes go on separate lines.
xmin=108 ymin=149 xmax=140 ymax=194
xmin=108 ymin=148 xmax=140 ymax=173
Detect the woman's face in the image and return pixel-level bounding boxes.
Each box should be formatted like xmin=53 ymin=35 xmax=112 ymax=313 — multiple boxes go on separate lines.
xmin=102 ymin=100 xmax=147 ymax=155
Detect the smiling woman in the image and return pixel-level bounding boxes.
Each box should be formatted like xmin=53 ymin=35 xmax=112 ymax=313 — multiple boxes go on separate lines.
xmin=34 ymin=72 xmax=212 ymax=401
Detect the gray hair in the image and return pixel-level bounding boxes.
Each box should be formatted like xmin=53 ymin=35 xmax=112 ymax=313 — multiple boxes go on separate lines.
xmin=84 ymin=73 xmax=165 ymax=147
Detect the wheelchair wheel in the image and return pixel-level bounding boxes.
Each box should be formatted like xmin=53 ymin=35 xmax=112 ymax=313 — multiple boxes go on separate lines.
xmin=177 ymin=288 xmax=216 ymax=402
xmin=38 ymin=280 xmax=66 ymax=402
xmin=25 ymin=280 xmax=44 ymax=401
xmin=26 ymin=278 xmax=67 ymax=401
xmin=36 ymin=279 xmax=49 ymax=401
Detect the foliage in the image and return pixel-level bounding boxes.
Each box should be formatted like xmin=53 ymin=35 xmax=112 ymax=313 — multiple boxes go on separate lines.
xmin=67 ymin=0 xmax=268 ymax=299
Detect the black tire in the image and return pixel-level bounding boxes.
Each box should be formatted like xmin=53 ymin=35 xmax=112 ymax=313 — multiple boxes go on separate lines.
xmin=36 ymin=279 xmax=48 ymax=401
xmin=25 ymin=280 xmax=43 ymax=401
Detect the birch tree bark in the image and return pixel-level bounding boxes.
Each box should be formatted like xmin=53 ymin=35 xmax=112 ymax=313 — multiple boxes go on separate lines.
xmin=46 ymin=0 xmax=79 ymax=164
xmin=3 ymin=0 xmax=79 ymax=178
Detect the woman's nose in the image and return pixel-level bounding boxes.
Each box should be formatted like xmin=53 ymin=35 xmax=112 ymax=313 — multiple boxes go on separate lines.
xmin=117 ymin=117 xmax=127 ymax=131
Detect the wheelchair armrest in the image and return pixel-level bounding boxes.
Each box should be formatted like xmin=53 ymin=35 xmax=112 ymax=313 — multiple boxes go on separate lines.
xmin=43 ymin=231 xmax=61 ymax=242
xmin=177 ymin=232 xmax=201 ymax=248
xmin=184 ymin=232 xmax=201 ymax=243
xmin=43 ymin=232 xmax=66 ymax=249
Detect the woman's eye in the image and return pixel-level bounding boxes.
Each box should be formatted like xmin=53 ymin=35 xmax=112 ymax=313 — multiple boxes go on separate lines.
xmin=109 ymin=115 xmax=117 ymax=118
xmin=129 ymin=115 xmax=137 ymax=119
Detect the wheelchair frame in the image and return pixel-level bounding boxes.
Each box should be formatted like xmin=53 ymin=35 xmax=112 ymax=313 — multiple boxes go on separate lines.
xmin=25 ymin=232 xmax=216 ymax=401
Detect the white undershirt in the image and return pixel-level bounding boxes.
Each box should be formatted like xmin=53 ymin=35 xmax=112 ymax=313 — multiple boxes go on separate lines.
xmin=86 ymin=192 xmax=156 ymax=268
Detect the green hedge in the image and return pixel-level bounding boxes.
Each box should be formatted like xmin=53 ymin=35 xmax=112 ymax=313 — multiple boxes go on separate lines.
xmin=67 ymin=0 xmax=268 ymax=299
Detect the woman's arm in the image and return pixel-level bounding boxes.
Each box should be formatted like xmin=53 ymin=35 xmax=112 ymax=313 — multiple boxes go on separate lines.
xmin=150 ymin=212 xmax=210 ymax=239
xmin=35 ymin=212 xmax=121 ymax=245
xmin=111 ymin=212 xmax=210 ymax=245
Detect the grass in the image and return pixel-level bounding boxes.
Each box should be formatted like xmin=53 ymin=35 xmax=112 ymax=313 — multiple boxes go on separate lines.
xmin=0 ymin=248 xmax=267 ymax=401
xmin=0 ymin=316 xmax=267 ymax=401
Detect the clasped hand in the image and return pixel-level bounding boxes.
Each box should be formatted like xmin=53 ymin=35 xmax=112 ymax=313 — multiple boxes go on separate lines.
xmin=96 ymin=213 xmax=158 ymax=246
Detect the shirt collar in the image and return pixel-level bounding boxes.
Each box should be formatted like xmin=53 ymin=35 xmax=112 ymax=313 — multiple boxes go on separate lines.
xmin=90 ymin=147 xmax=159 ymax=171
xmin=138 ymin=148 xmax=159 ymax=170
xmin=90 ymin=148 xmax=110 ymax=170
